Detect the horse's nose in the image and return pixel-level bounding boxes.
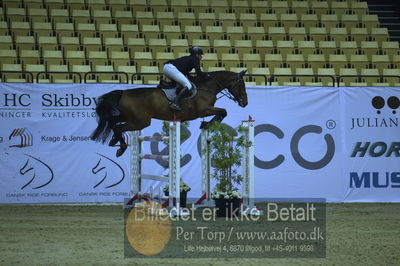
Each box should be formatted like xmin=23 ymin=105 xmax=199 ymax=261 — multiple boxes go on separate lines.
xmin=244 ymin=97 xmax=249 ymax=106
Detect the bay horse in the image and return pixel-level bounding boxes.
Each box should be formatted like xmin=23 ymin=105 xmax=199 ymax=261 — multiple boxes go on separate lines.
xmin=90 ymin=70 xmax=248 ymax=157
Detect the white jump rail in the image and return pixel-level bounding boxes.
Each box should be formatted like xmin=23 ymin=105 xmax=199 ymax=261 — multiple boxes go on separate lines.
xmin=124 ymin=121 xmax=186 ymax=216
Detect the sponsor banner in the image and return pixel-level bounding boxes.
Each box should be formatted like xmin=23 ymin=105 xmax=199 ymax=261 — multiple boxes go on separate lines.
xmin=341 ymin=87 xmax=399 ymax=201
xmin=243 ymin=87 xmax=342 ymax=201
xmin=0 ymin=83 xmax=135 ymax=203
xmin=0 ymin=84 xmax=399 ymax=203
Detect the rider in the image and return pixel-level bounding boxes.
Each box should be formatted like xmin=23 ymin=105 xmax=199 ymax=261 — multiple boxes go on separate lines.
xmin=163 ymin=46 xmax=209 ymax=111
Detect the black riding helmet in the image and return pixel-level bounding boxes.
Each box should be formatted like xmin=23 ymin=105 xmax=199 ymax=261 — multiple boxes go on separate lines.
xmin=189 ymin=46 xmax=204 ymax=56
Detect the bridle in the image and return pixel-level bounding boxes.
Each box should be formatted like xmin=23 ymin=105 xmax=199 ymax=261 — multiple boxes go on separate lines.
xmin=216 ymin=75 xmax=245 ymax=104
xmin=217 ymin=89 xmax=237 ymax=102
xmin=198 ymin=70 xmax=247 ymax=103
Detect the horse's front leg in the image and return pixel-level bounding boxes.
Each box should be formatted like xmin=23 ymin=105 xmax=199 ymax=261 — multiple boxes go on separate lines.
xmin=199 ymin=107 xmax=227 ymax=129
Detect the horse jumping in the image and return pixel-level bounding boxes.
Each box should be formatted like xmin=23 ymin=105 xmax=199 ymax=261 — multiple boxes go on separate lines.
xmin=90 ymin=70 xmax=248 ymax=157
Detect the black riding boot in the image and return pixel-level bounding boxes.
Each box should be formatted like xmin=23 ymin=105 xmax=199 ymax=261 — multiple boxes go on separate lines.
xmin=170 ymin=87 xmax=189 ymax=111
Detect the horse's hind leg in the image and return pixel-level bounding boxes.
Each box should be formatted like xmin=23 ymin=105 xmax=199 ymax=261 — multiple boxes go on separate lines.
xmin=112 ymin=124 xmax=131 ymax=157
xmin=109 ymin=135 xmax=118 ymax=147
xmin=109 ymin=128 xmax=121 ymax=147
xmin=107 ymin=116 xmax=125 ymax=147
xmin=113 ymin=121 xmax=150 ymax=157
xmin=108 ymin=126 xmax=125 ymax=148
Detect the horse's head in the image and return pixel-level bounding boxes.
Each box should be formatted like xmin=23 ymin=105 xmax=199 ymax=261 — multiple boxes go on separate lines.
xmin=226 ymin=70 xmax=248 ymax=107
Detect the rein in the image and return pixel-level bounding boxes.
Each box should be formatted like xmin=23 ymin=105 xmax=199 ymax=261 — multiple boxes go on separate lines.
xmin=217 ymin=89 xmax=237 ymax=102
xmin=208 ymin=74 xmax=241 ymax=103
xmin=194 ymin=71 xmax=244 ymax=104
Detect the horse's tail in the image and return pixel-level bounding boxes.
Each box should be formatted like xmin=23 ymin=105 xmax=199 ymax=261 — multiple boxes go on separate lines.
xmin=90 ymin=90 xmax=122 ymax=143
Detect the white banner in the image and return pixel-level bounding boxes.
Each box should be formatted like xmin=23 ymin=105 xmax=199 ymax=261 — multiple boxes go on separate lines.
xmin=0 ymin=84 xmax=398 ymax=203
xmin=341 ymin=87 xmax=400 ymax=201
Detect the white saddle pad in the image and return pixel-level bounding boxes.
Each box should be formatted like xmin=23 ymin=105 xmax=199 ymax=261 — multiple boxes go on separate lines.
xmin=161 ymin=85 xmax=197 ymax=102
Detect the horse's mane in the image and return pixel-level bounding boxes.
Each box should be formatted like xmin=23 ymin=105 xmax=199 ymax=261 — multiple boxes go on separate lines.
xmin=208 ymin=71 xmax=235 ymax=78
xmin=188 ymin=71 xmax=236 ymax=85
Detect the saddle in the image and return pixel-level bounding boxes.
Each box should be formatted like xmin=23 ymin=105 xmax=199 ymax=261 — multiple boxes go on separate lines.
xmin=157 ymin=79 xmax=179 ymax=90
xmin=157 ymin=79 xmax=197 ymax=102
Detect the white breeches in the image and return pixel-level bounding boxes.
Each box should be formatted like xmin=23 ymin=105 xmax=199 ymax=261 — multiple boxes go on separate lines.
xmin=163 ymin=63 xmax=193 ymax=90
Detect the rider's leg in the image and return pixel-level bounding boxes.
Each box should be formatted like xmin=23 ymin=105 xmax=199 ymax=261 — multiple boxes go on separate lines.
xmin=163 ymin=63 xmax=192 ymax=88
xmin=163 ymin=63 xmax=193 ymax=110
xmin=170 ymin=85 xmax=192 ymax=110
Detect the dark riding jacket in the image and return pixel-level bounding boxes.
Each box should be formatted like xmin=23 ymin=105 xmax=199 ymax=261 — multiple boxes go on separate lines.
xmin=166 ymin=54 xmax=208 ymax=79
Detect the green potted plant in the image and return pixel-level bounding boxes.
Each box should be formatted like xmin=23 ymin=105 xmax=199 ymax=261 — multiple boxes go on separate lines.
xmin=162 ymin=180 xmax=191 ymax=208
xmin=160 ymin=121 xmax=191 ymax=207
xmin=208 ymin=122 xmax=251 ymax=217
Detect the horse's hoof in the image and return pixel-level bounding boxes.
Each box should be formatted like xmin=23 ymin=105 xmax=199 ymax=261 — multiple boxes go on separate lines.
xmin=116 ymin=148 xmax=125 ymax=157
xmin=200 ymin=121 xmax=208 ymax=129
